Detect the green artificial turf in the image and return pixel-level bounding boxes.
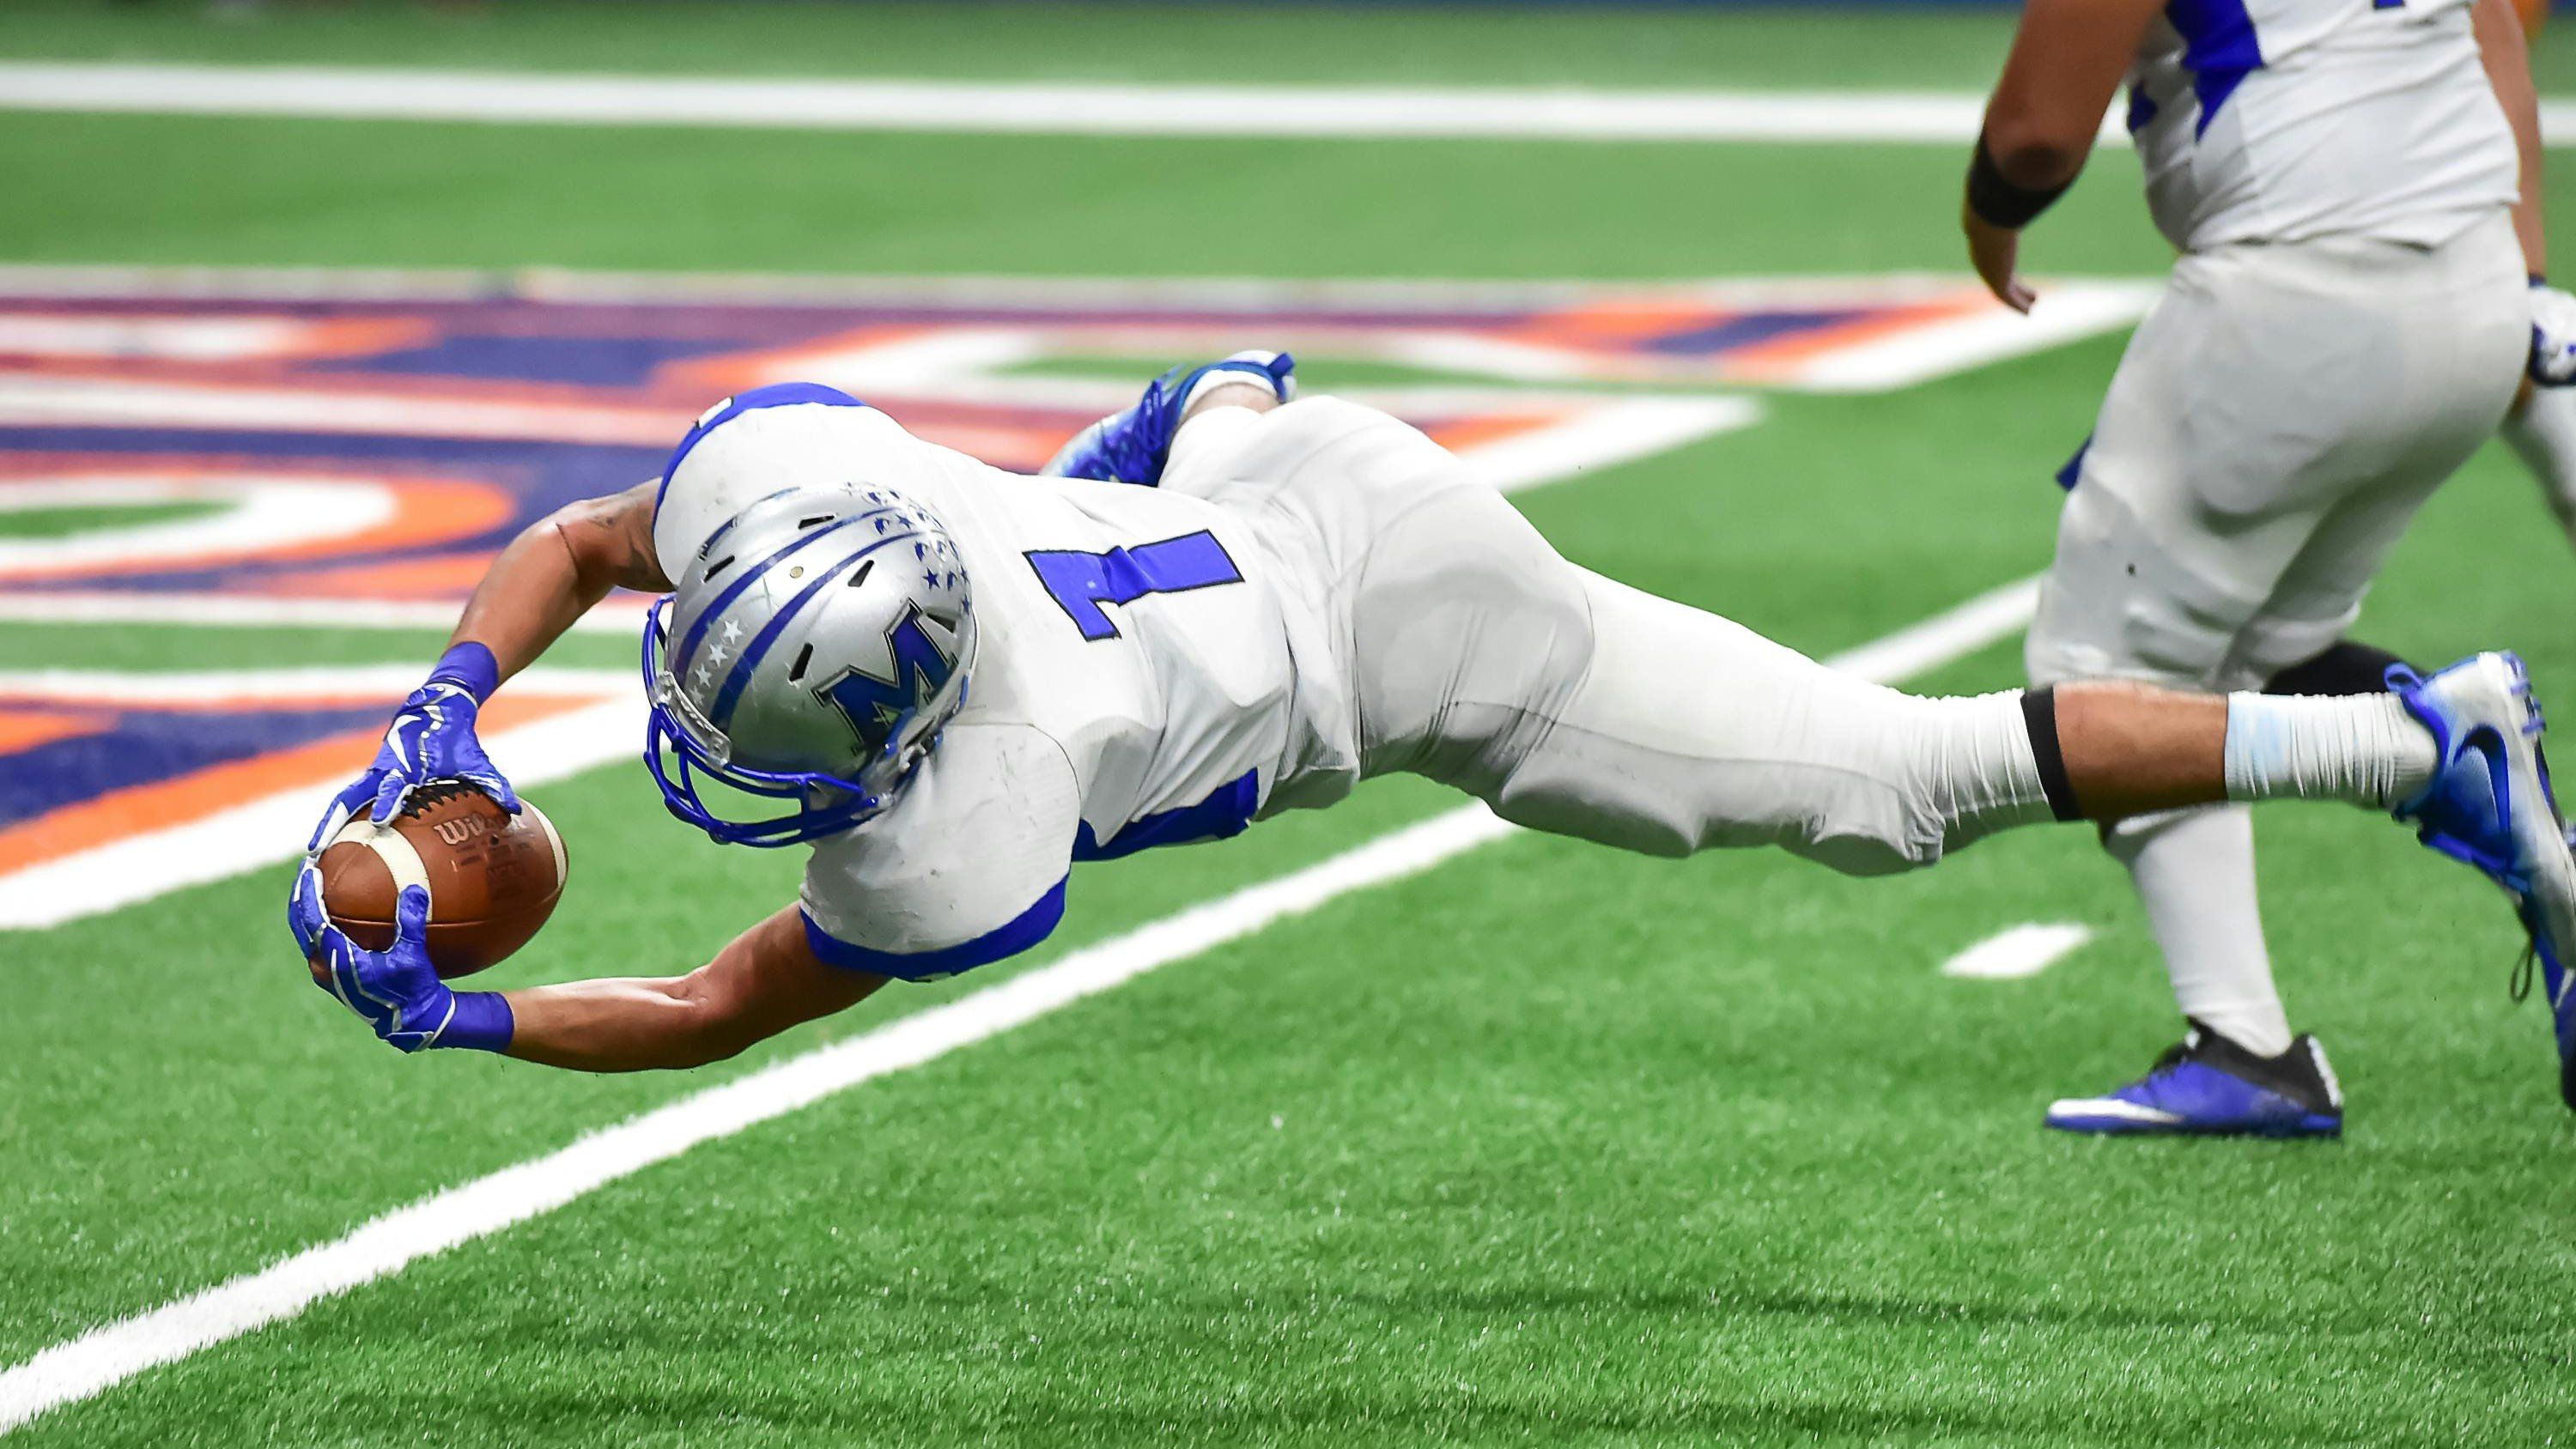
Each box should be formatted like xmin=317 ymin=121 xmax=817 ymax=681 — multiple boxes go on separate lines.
xmin=15 ymin=0 xmax=2576 ymax=96
xmin=0 ymin=111 xmax=2187 ymax=280
xmin=4 ymin=6 xmax=2576 ymax=1445
xmin=0 ymin=619 xmax=634 ymax=675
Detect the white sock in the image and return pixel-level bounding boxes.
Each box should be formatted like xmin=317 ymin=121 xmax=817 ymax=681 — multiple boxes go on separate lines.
xmin=2503 ymin=386 xmax=2576 ymax=549
xmin=1920 ymin=691 xmax=2062 ymax=852
xmin=1180 ymin=350 xmax=1291 ymax=410
xmin=2222 ymin=693 xmax=2439 ymax=809
xmin=2104 ymin=804 xmax=2293 ymax=1057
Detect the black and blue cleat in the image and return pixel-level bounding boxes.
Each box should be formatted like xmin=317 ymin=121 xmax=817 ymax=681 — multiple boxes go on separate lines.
xmin=2046 ymin=1024 xmax=2344 ymax=1138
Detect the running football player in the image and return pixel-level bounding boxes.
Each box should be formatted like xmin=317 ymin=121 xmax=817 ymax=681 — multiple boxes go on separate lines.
xmin=1965 ymin=0 xmax=2576 ymax=1136
xmin=290 ymin=364 xmax=2576 ymax=1114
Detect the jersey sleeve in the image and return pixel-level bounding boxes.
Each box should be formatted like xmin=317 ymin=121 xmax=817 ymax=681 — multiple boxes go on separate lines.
xmin=798 ymin=724 xmax=1081 ymax=981
xmin=648 ymin=382 xmax=936 ymax=573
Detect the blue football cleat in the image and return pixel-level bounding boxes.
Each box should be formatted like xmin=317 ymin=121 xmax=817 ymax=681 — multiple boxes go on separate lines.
xmin=2046 ymin=1023 xmax=2344 ymax=1137
xmin=1042 ymin=350 xmax=1296 ymax=487
xmin=2389 ymin=652 xmax=2576 ymax=1112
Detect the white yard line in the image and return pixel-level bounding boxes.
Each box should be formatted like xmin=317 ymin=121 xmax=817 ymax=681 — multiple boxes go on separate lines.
xmin=6 ymin=64 xmax=2575 ymax=149
xmin=1939 ymin=922 xmax=2094 ymax=980
xmin=0 ymin=572 xmax=2041 ymax=1435
xmin=0 ymin=64 xmax=2049 ymax=144
xmin=1470 ymin=397 xmax=1760 ymax=494
xmin=0 ymin=806 xmax=1516 ymax=1434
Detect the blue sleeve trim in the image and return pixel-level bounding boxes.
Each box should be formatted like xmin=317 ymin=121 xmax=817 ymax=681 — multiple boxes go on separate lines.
xmin=2164 ymin=0 xmax=2263 ymax=136
xmin=1072 ymin=770 xmax=1259 ymax=861
xmin=652 ymin=381 xmax=868 ymax=522
xmin=799 ymin=876 xmax=1067 ymax=981
xmin=2123 ymin=84 xmax=2158 ymax=136
xmin=2054 ymin=433 xmax=2093 ymax=493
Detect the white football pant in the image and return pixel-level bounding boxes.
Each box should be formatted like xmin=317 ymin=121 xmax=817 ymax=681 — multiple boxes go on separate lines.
xmin=1163 ymin=397 xmax=2054 ymax=875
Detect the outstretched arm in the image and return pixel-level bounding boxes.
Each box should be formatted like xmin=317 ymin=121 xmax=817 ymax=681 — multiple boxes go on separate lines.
xmin=304 ymin=481 xmax=677 ymax=840
xmin=294 ymin=877 xmax=890 ymax=1068
xmin=453 ymin=479 xmax=672 ymax=686
xmin=2475 ymin=0 xmax=2546 ymax=281
xmin=501 ymin=906 xmax=887 ymax=1071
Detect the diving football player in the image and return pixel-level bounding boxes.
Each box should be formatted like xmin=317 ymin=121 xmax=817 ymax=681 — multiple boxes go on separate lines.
xmin=291 ymin=365 xmax=2576 ymax=1123
xmin=1965 ymin=0 xmax=2576 ymax=1135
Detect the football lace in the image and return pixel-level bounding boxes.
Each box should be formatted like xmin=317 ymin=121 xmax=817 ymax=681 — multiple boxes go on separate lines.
xmin=402 ymin=779 xmax=483 ymax=815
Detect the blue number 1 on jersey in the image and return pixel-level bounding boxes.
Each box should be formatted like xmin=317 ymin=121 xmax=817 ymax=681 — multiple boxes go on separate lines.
xmin=1024 ymin=530 xmax=1244 ymax=640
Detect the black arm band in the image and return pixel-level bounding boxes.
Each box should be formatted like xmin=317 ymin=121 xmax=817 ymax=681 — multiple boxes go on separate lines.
xmin=1965 ymin=133 xmax=2072 ymax=230
xmin=2019 ymin=687 xmax=2082 ymax=822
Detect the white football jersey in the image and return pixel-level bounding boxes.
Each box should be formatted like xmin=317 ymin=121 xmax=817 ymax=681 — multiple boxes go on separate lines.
xmin=653 ymin=394 xmax=1331 ymax=979
xmin=2127 ymin=0 xmax=2517 ymax=251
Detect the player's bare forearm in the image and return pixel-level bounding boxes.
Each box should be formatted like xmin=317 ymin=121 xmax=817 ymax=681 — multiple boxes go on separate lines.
xmin=1965 ymin=0 xmax=2160 ymax=312
xmin=448 ymin=480 xmax=672 ymax=688
xmin=501 ymin=906 xmax=887 ymax=1071
xmin=2475 ymin=0 xmax=2548 ymax=276
xmin=1978 ymin=0 xmax=2161 ymax=189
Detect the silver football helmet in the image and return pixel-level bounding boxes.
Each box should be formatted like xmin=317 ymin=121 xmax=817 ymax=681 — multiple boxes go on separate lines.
xmin=642 ymin=483 xmax=975 ymax=846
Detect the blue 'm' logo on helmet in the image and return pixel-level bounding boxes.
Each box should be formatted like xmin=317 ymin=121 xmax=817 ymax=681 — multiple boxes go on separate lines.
xmin=816 ymin=603 xmax=958 ymax=752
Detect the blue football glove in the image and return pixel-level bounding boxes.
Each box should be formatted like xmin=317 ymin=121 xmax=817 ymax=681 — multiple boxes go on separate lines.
xmin=2531 ymin=281 xmax=2576 ymax=387
xmin=289 ymin=864 xmax=512 ymax=1054
xmin=1042 ymin=350 xmax=1296 ymax=487
xmin=307 ymin=641 xmax=518 ymax=852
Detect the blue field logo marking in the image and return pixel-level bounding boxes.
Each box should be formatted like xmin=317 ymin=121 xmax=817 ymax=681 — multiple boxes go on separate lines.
xmin=0 ymin=268 xmax=2151 ymax=622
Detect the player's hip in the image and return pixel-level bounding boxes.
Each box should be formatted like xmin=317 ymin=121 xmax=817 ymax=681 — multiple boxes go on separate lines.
xmin=2167 ymin=204 xmax=2525 ymax=308
xmin=1178 ymin=396 xmax=1568 ymax=809
xmin=1177 ymin=396 xmax=1499 ymax=573
xmin=2099 ymin=212 xmax=2524 ymax=507
xmin=1323 ymin=479 xmax=1595 ymax=790
xmin=1182 ymin=397 xmax=1589 ymax=785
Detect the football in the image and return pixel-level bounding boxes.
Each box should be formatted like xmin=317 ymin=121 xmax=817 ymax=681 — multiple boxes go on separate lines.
xmin=317 ymin=781 xmax=567 ymax=979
